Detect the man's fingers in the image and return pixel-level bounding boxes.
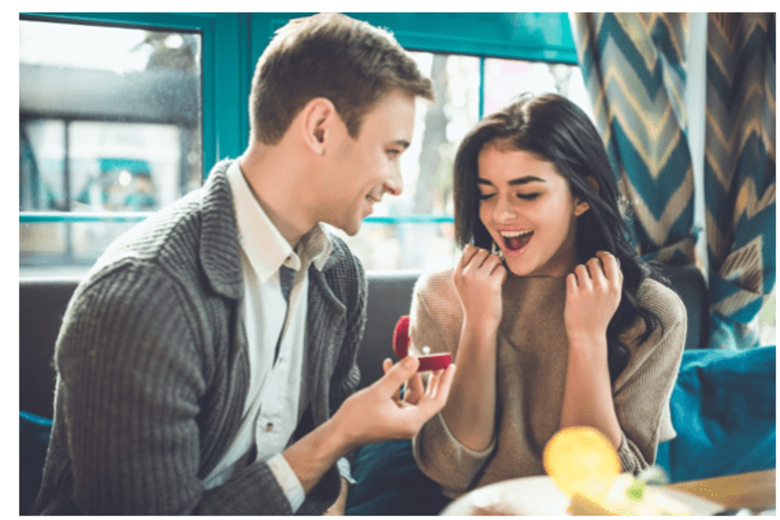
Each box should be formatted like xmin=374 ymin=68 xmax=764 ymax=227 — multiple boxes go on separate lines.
xmin=420 ymin=363 xmax=456 ymax=410
xmin=382 ymin=358 xmax=403 ymax=401
xmin=375 ymin=355 xmax=419 ymax=396
xmin=405 ymin=372 xmax=424 ymax=405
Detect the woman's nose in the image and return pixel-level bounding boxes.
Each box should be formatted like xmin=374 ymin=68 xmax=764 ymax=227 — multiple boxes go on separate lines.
xmin=494 ymin=196 xmax=516 ymax=221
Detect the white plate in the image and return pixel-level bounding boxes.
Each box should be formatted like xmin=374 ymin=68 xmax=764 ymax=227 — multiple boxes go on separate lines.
xmin=441 ymin=475 xmax=726 ymax=516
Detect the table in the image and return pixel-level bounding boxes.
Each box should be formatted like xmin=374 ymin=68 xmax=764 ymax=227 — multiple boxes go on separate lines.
xmin=667 ymin=468 xmax=775 ymax=513
xmin=441 ymin=469 xmax=776 ymax=515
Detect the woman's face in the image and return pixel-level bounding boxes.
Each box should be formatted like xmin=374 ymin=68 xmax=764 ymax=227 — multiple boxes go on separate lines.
xmin=476 ymin=145 xmax=587 ymax=277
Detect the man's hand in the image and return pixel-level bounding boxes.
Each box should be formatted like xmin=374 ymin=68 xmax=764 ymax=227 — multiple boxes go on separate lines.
xmin=381 ymin=357 xmax=425 ymax=404
xmin=332 ymin=355 xmax=456 ymax=451
xmin=283 ymin=356 xmax=455 ymax=499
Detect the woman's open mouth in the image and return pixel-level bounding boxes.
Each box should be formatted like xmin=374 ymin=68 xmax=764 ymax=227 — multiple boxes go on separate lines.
xmin=500 ymin=230 xmax=533 ymax=252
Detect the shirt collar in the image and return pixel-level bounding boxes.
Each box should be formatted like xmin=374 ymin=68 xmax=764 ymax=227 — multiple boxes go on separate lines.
xmin=227 ymin=160 xmax=332 ymax=282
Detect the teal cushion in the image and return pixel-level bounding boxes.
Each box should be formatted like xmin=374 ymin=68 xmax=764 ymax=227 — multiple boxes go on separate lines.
xmin=656 ymin=346 xmax=776 ymax=482
xmin=345 ymin=440 xmax=451 ymax=515
xmin=20 ymin=411 xmax=52 ymax=515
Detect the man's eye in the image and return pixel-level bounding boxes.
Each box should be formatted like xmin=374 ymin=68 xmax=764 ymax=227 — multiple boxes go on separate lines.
xmin=387 ymin=149 xmax=401 ymax=158
xmin=516 ymin=193 xmax=539 ymax=200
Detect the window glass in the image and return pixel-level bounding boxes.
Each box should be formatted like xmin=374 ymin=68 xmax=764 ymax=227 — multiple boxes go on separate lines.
xmin=484 ymin=57 xmax=593 ymax=121
xmin=332 ymin=51 xmax=480 ymax=271
xmin=19 ymin=19 xmax=202 ymax=271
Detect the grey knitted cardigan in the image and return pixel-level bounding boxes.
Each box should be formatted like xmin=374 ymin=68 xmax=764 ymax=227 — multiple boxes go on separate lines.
xmin=32 ymin=159 xmax=367 ymax=515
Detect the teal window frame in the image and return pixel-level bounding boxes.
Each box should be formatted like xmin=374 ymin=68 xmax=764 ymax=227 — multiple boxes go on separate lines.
xmin=19 ymin=12 xmax=577 ymax=228
xmin=19 ymin=12 xmax=252 ymax=225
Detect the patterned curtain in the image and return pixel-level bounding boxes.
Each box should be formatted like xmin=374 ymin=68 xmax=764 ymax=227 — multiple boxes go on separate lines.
xmin=572 ymin=13 xmax=697 ymax=264
xmin=705 ymin=13 xmax=776 ymax=349
xmin=573 ymin=13 xmax=776 ymax=350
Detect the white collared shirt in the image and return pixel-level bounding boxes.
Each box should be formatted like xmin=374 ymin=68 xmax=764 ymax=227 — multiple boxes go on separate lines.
xmin=202 ymin=161 xmax=335 ymax=511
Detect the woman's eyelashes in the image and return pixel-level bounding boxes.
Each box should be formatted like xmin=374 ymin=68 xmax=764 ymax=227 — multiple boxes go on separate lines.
xmin=478 ymin=192 xmax=540 ymax=201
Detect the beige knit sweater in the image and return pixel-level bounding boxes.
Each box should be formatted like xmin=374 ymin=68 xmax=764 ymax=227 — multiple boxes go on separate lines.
xmin=410 ymin=269 xmax=686 ymax=497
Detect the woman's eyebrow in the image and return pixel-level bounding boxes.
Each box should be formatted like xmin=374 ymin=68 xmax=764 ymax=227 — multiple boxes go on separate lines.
xmin=508 ymin=176 xmax=546 ymax=185
xmin=476 ymin=176 xmax=546 ymax=186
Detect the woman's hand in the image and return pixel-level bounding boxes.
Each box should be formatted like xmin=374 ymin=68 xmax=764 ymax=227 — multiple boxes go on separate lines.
xmin=564 ymin=250 xmax=623 ymax=349
xmin=452 ymin=245 xmax=507 ymax=332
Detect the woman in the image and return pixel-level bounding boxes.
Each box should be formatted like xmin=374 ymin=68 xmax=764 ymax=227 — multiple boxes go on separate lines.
xmin=409 ymin=93 xmax=686 ymax=497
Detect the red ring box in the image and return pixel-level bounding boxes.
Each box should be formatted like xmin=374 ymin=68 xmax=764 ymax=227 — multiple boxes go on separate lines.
xmin=393 ymin=315 xmax=452 ymax=372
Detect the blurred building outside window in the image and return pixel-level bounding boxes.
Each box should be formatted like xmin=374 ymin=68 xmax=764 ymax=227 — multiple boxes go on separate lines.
xmin=19 ymin=18 xmax=202 ymax=274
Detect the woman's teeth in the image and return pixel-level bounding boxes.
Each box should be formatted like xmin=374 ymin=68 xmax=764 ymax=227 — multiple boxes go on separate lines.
xmin=500 ymin=230 xmax=533 ymax=251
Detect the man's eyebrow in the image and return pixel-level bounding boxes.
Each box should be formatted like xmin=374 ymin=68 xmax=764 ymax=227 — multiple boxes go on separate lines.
xmin=476 ymin=176 xmax=546 ymax=186
xmin=392 ymin=139 xmax=411 ymax=150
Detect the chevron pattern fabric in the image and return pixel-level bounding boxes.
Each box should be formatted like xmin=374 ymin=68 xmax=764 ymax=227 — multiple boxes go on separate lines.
xmin=572 ymin=13 xmax=697 ymax=264
xmin=705 ymin=13 xmax=776 ymax=350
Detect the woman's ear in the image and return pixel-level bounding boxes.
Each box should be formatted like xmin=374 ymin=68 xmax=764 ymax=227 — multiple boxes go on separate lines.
xmin=573 ymin=176 xmax=598 ymax=217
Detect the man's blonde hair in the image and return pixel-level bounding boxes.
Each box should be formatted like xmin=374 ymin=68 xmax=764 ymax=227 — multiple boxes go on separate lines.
xmin=249 ymin=13 xmax=434 ymax=145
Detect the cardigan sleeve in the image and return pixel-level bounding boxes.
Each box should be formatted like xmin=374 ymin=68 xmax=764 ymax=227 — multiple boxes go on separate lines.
xmin=53 ymin=264 xmax=297 ymax=515
xmin=611 ymin=280 xmax=687 ymax=474
xmin=409 ymin=274 xmax=497 ymax=495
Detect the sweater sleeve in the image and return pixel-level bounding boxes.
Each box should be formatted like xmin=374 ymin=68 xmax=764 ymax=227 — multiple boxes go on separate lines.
xmin=611 ymin=280 xmax=687 ymax=474
xmin=409 ymin=276 xmax=496 ymax=495
xmin=53 ymin=265 xmax=296 ymax=515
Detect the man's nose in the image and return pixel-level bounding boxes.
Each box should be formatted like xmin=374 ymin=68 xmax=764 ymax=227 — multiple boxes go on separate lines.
xmin=384 ymin=166 xmax=403 ymax=197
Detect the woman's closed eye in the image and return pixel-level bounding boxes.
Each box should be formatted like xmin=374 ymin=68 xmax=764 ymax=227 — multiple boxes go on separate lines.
xmin=516 ymin=193 xmax=540 ymax=200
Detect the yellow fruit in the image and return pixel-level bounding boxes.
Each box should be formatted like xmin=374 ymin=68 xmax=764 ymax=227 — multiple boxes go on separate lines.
xmin=543 ymin=426 xmax=621 ymax=498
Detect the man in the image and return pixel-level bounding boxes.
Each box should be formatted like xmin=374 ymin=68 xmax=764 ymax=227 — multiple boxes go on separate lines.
xmin=32 ymin=13 xmax=455 ymax=515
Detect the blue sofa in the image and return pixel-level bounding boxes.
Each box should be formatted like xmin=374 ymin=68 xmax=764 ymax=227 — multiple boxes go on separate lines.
xmin=19 ymin=265 xmax=775 ymax=514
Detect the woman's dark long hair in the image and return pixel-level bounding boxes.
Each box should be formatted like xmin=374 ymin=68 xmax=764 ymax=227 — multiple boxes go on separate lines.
xmin=453 ymin=93 xmax=664 ymax=382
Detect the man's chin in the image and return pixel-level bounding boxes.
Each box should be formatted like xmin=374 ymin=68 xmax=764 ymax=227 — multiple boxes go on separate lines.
xmin=343 ymin=221 xmax=362 ymax=236
xmin=328 ymin=218 xmax=362 ymax=237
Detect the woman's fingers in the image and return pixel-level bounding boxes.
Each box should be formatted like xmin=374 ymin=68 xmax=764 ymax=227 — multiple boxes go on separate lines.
xmin=573 ymin=263 xmax=592 ymax=289
xmin=595 ymin=251 xmax=622 ymax=290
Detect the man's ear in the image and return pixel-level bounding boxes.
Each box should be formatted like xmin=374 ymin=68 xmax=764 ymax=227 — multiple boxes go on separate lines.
xmin=299 ymin=97 xmax=338 ymax=156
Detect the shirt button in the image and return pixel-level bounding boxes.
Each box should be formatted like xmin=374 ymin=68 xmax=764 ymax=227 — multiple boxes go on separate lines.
xmin=265 ymin=422 xmax=274 ymax=432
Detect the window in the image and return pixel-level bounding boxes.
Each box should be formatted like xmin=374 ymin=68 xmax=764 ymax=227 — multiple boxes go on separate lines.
xmin=19 ymin=13 xmax=586 ymax=275
xmin=19 ymin=17 xmax=203 ymax=274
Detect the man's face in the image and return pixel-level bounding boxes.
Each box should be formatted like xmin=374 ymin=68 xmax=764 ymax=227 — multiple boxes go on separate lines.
xmin=319 ymin=89 xmax=416 ymax=236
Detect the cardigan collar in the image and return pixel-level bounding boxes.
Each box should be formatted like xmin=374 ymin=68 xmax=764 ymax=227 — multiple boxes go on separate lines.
xmin=198 ymin=159 xmax=345 ymax=300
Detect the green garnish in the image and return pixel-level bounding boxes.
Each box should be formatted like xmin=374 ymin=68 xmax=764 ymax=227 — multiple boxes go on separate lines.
xmin=626 ymin=479 xmax=646 ymax=501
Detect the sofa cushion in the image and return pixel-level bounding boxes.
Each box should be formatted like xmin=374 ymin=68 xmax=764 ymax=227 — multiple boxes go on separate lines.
xmin=655 ymin=346 xmax=775 ymax=482
xmin=345 ymin=440 xmax=451 ymax=515
xmin=20 ymin=411 xmax=52 ymax=515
